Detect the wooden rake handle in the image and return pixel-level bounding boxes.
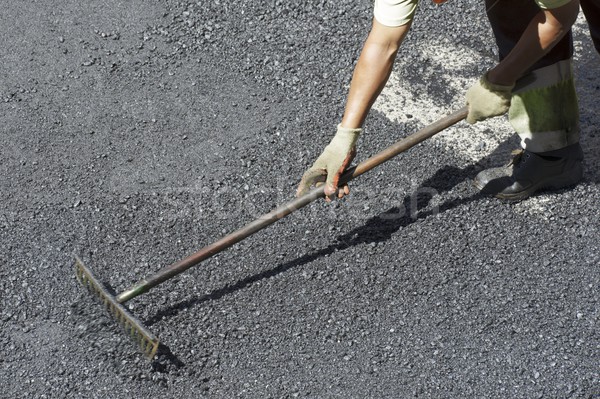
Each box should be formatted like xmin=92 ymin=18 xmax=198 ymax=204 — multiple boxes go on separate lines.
xmin=116 ymin=106 xmax=469 ymax=303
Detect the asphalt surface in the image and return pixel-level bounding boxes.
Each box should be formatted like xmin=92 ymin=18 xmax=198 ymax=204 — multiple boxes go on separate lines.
xmin=1 ymin=1 xmax=599 ymax=398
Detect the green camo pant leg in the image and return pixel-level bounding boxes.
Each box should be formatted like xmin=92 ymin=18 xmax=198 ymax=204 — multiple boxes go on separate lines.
xmin=509 ymin=59 xmax=580 ymax=153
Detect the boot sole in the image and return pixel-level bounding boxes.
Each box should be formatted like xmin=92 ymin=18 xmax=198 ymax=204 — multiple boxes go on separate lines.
xmin=473 ymin=163 xmax=583 ymax=201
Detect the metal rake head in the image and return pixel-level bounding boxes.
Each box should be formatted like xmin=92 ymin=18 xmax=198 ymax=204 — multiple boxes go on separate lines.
xmin=74 ymin=256 xmax=159 ymax=359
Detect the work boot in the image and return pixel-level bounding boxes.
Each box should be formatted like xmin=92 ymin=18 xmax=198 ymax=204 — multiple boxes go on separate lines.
xmin=473 ymin=143 xmax=584 ymax=200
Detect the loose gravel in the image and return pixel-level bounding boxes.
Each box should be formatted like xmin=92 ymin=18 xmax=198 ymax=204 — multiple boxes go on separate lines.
xmin=1 ymin=1 xmax=598 ymax=398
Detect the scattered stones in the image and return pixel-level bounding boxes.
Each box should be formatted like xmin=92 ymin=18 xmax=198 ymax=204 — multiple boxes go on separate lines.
xmin=1 ymin=0 xmax=598 ymax=398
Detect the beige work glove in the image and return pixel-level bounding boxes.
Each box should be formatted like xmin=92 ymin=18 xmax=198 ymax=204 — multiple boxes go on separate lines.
xmin=465 ymin=72 xmax=515 ymax=124
xmin=296 ymin=124 xmax=362 ymax=200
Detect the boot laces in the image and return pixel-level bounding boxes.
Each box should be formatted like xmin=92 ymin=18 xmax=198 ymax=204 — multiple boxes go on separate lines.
xmin=507 ymin=149 xmax=525 ymax=168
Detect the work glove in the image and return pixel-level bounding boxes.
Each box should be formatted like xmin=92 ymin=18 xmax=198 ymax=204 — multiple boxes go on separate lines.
xmin=296 ymin=124 xmax=362 ymax=200
xmin=465 ymin=72 xmax=514 ymax=124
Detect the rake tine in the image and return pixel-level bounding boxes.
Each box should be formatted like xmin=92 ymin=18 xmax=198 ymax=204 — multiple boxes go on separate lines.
xmin=74 ymin=256 xmax=159 ymax=359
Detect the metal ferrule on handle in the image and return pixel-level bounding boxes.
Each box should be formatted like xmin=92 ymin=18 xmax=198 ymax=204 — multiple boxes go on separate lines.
xmin=116 ymin=107 xmax=468 ymax=303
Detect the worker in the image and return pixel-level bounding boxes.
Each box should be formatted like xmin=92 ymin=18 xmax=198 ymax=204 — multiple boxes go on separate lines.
xmin=296 ymin=0 xmax=599 ymax=201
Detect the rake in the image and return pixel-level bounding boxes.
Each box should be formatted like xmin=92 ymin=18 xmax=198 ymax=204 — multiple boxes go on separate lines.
xmin=74 ymin=106 xmax=468 ymax=359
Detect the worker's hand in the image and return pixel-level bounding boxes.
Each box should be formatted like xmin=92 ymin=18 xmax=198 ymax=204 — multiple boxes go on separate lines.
xmin=465 ymin=72 xmax=515 ymax=124
xmin=296 ymin=124 xmax=361 ymax=201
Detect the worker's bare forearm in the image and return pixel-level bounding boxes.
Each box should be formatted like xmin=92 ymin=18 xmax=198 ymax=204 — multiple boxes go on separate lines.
xmin=489 ymin=0 xmax=580 ymax=85
xmin=341 ymin=19 xmax=411 ymax=129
